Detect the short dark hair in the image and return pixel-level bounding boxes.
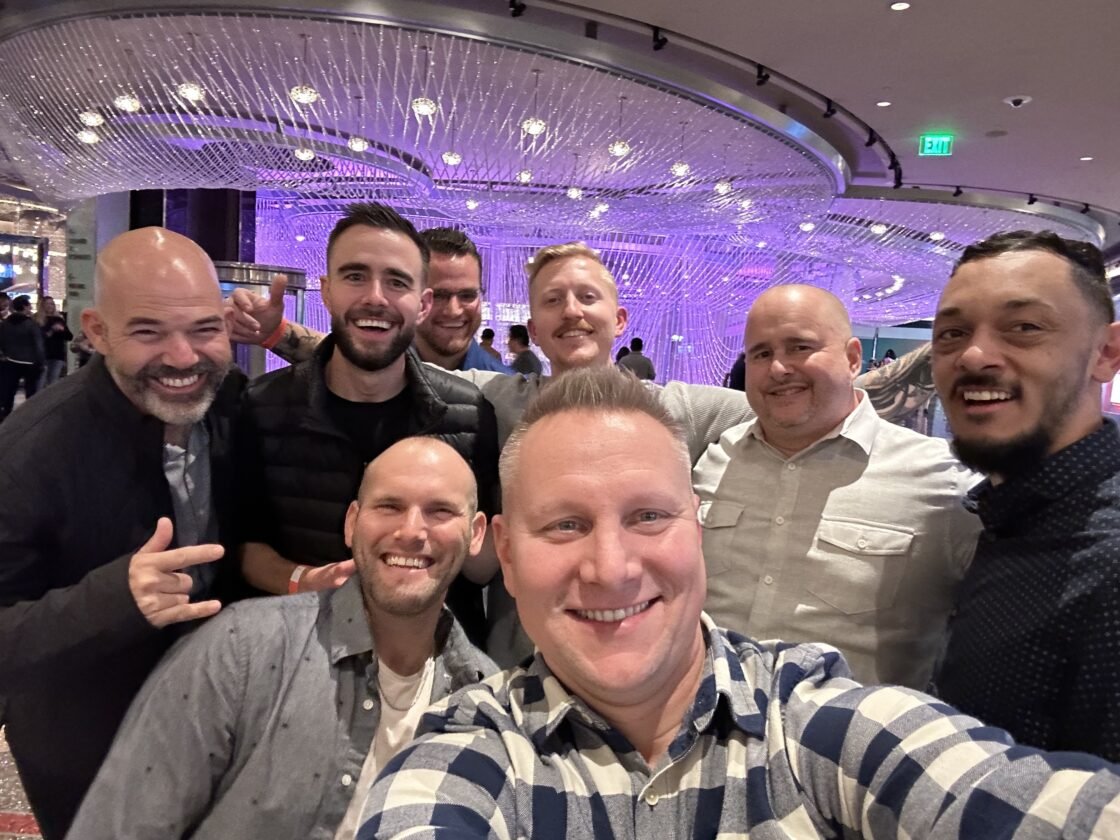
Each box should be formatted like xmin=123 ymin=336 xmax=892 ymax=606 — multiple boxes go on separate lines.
xmin=10 ymin=294 xmax=31 ymax=313
xmin=508 ymin=324 xmax=530 ymax=346
xmin=954 ymin=230 xmax=1114 ymax=323
xmin=420 ymin=227 xmax=483 ymax=278
xmin=481 ymin=327 xmax=495 ymax=341
xmin=326 ymin=202 xmax=429 ymax=280
xmin=629 ymin=337 xmax=643 ymax=351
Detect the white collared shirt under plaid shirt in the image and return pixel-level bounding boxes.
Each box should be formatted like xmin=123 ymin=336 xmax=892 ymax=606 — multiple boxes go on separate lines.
xmin=358 ymin=614 xmax=1120 ymax=839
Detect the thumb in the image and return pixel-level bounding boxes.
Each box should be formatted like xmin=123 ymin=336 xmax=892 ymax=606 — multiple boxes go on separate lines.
xmin=138 ymin=517 xmax=174 ymax=554
xmin=268 ymin=274 xmax=288 ymax=306
xmin=331 ymin=559 xmax=356 ymax=585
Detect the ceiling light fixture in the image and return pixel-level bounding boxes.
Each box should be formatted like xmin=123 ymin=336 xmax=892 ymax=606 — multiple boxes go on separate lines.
xmin=929 ymin=231 xmax=946 ymax=241
xmin=876 ymin=101 xmax=892 ymax=107
xmin=567 ymin=186 xmax=583 ymax=200
xmin=607 ymin=95 xmax=631 ymax=158
xmin=756 ymin=241 xmax=767 ymax=248
xmin=466 ymin=198 xmax=480 ymax=210
xmin=594 ymin=202 xmax=609 ymax=213
xmin=294 ymin=147 xmax=315 ymax=161
xmin=347 ymin=136 xmax=369 ymax=153
xmin=669 ymin=120 xmax=690 ymax=178
xmin=740 ymin=198 xmax=753 ymax=212
xmin=295 ymin=235 xmax=306 ymax=242
xmin=1027 ymin=193 xmax=1037 ymax=204
xmin=799 ymin=221 xmax=816 ymax=232
xmin=1080 ymin=156 xmax=1094 ymax=161
xmin=177 ymin=82 xmax=205 ymax=103
xmin=953 ymin=186 xmax=963 ymax=197
xmin=113 ymin=93 xmax=140 ymax=113
xmin=870 ymin=223 xmax=888 ymax=235
xmin=756 ymin=64 xmax=770 ymax=86
xmin=410 ymin=45 xmax=437 ymax=117
xmin=347 ymin=93 xmax=369 ymax=153
xmin=890 ymin=2 xmax=911 ymax=10
xmin=651 ymin=26 xmax=668 ymax=51
xmin=516 ymin=168 xmax=533 ymax=184
xmin=289 ymin=34 xmax=320 ymax=106
xmin=822 ymin=98 xmax=837 ymax=119
xmin=442 ymin=116 xmax=462 ymax=165
xmin=714 ymin=178 xmax=733 ymax=195
xmin=520 ymin=69 xmax=546 ymax=136
xmin=76 ymin=129 xmax=100 ymax=144
xmin=78 ymin=110 xmax=103 ymax=127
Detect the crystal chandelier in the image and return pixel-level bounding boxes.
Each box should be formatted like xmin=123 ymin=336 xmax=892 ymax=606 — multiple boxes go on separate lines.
xmin=567 ymin=186 xmax=583 ymax=200
xmin=607 ymin=95 xmax=631 ymax=158
xmin=347 ymin=136 xmax=369 ymax=153
xmin=516 ymin=168 xmax=533 ymax=184
xmin=76 ymin=129 xmax=100 ymax=144
xmin=289 ymin=35 xmax=320 ymax=106
xmin=78 ymin=110 xmax=104 ymax=127
xmin=520 ymin=70 xmax=546 ymax=136
xmin=113 ymin=94 xmax=140 ymax=113
xmin=714 ymin=178 xmax=733 ymax=195
xmin=411 ymin=45 xmax=438 ymax=118
xmin=294 ymin=147 xmax=315 ymax=161
xmin=669 ymin=121 xmax=689 ymax=178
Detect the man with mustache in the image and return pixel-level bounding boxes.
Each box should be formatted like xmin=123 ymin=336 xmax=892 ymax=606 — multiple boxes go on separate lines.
xmin=930 ymin=230 xmax=1120 ymax=760
xmin=692 ymin=284 xmax=979 ymax=689
xmin=234 ymin=202 xmax=498 ymax=646
xmin=0 ymin=227 xmax=242 ymax=838
xmin=68 ymin=438 xmax=496 ymax=840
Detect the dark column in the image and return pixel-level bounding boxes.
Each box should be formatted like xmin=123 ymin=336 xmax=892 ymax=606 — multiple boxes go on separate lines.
xmin=128 ymin=189 xmax=165 ymax=230
xmin=130 ymin=189 xmax=254 ymax=263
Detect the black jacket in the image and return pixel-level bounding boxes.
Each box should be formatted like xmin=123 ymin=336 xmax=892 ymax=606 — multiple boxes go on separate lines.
xmin=0 ymin=354 xmax=244 ymax=839
xmin=237 ymin=339 xmax=499 ymax=642
xmin=0 ymin=312 xmax=45 ymax=366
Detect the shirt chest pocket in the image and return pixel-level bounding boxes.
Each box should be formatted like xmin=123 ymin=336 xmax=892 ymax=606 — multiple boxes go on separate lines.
xmin=697 ymin=500 xmax=745 ymax=576
xmin=804 ymin=519 xmax=914 ymax=615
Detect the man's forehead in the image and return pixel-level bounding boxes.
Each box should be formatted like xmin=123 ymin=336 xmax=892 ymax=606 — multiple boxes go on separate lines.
xmin=429 ymin=255 xmax=482 ymax=289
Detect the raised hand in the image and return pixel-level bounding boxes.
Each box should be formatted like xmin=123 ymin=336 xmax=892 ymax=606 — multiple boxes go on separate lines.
xmin=224 ymin=273 xmax=288 ymax=344
xmin=128 ymin=518 xmax=224 ymax=628
xmin=297 ymin=559 xmax=356 ymax=592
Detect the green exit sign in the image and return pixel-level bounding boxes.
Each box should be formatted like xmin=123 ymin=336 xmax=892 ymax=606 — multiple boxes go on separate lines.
xmin=919 ymin=134 xmax=954 ymax=156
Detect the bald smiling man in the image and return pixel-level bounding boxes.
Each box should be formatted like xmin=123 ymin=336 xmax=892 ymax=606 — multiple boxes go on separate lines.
xmin=0 ymin=227 xmax=244 ymax=839
xmin=692 ymin=285 xmax=980 ymax=689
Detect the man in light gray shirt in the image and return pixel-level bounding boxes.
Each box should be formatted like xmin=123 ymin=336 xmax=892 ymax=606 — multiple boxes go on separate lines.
xmin=67 ymin=438 xmax=496 ymax=840
xmin=617 ymin=335 xmax=655 ymax=380
xmin=693 ymin=285 xmax=979 ymax=689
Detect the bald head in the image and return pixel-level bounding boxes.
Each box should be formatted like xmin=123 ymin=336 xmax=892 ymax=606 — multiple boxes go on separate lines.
xmin=748 ymin=285 xmax=852 ymax=342
xmin=83 ymin=227 xmax=232 ymax=427
xmin=359 ymin=437 xmax=478 ymax=514
xmin=742 ymin=283 xmax=862 ymax=457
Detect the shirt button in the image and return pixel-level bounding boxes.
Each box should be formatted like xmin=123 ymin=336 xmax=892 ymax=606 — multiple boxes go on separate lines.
xmin=341 ymin=773 xmax=353 ymax=787
xmin=786 ymin=463 xmax=797 ymax=471
xmin=775 ymin=516 xmax=785 ymax=525
xmin=362 ymin=699 xmax=374 ymax=711
xmin=644 ymin=791 xmax=659 ymax=806
xmin=763 ymin=575 xmax=774 ymax=585
xmin=857 ymin=538 xmax=868 ymax=549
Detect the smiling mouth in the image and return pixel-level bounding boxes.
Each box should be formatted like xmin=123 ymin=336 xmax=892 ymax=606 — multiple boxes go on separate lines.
xmin=354 ymin=318 xmax=393 ymax=331
xmin=571 ymin=598 xmax=655 ymax=623
xmin=382 ymin=554 xmax=433 ymax=569
xmin=961 ymin=389 xmax=1013 ymax=403
xmin=155 ymin=373 xmax=201 ymax=390
xmin=768 ymin=384 xmax=807 ymax=396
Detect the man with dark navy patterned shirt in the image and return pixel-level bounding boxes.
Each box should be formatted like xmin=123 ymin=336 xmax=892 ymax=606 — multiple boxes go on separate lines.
xmin=356 ymin=366 xmax=1120 ymax=840
xmin=930 ymin=230 xmax=1120 ymax=760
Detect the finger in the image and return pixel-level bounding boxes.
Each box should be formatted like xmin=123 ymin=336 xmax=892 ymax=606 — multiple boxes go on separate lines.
xmin=145 ymin=543 xmax=225 ymax=572
xmin=268 ymin=274 xmax=288 ymax=307
xmin=152 ymin=570 xmax=195 ymax=595
xmin=136 ymin=518 xmax=174 ymax=555
xmin=148 ymin=599 xmax=222 ymax=628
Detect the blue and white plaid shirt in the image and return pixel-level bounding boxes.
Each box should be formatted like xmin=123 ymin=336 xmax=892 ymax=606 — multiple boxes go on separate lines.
xmin=359 ymin=614 xmax=1120 ymax=839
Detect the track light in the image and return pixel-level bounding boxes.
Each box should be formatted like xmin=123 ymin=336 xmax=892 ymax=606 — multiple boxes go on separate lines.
xmin=1027 ymin=193 xmax=1037 ymax=205
xmin=652 ymin=27 xmax=668 ymax=51
xmin=756 ymin=65 xmax=770 ymax=86
xmin=953 ymin=186 xmax=963 ymax=197
xmin=1081 ymin=203 xmax=1092 ymax=214
xmin=865 ymin=129 xmax=878 ymax=147
xmin=822 ymin=98 xmax=837 ymax=118
xmin=509 ymin=0 xmax=526 ymax=16
xmin=893 ymin=168 xmax=903 ymax=189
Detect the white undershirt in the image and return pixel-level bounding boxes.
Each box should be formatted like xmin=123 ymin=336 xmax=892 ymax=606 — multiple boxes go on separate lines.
xmin=333 ymin=657 xmax=435 ymax=840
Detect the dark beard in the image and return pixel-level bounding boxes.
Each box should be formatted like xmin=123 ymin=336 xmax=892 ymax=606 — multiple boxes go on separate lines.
xmin=332 ymin=312 xmax=414 ymax=372
xmin=951 ymin=427 xmax=1051 ymax=479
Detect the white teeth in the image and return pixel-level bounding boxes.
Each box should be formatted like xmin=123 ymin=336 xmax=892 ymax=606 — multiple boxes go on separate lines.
xmin=575 ymin=600 xmax=652 ymax=623
xmin=384 ymin=555 xmax=430 ymax=569
xmin=559 ymin=330 xmax=589 ymax=338
xmin=963 ymin=390 xmax=1011 ymax=402
xmin=158 ymin=374 xmax=200 ymax=388
xmin=355 ymin=319 xmax=391 ymax=329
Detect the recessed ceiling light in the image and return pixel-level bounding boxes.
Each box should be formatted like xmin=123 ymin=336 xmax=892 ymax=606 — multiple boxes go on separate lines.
xmin=1080 ymin=156 xmax=1094 ymax=161
xmin=78 ymin=110 xmax=104 ymax=127
xmin=347 ymin=136 xmax=369 ymax=153
xmin=876 ymin=101 xmax=892 ymax=108
xmin=113 ymin=93 xmax=141 ymax=113
xmin=890 ymin=2 xmax=910 ymax=9
xmin=870 ymin=223 xmax=888 ymax=235
xmin=929 ymin=231 xmax=946 ymax=241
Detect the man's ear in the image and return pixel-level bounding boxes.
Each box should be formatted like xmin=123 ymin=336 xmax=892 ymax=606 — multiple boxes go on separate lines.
xmin=614 ymin=305 xmax=628 ymax=338
xmin=343 ymin=500 xmax=359 ymax=550
xmin=491 ymin=514 xmax=517 ymax=599
xmin=81 ymin=308 xmax=110 ymax=355
xmin=846 ymin=337 xmax=863 ymax=378
xmin=1090 ymin=321 xmax=1120 ymax=384
xmin=468 ymin=511 xmax=487 ymax=556
xmin=416 ymin=287 xmax=434 ymax=326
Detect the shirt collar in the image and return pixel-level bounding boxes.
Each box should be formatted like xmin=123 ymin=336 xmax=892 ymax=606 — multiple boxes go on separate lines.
xmin=517 ymin=612 xmax=767 ymax=755
xmin=966 ymin=420 xmax=1120 ymax=530
xmin=743 ymin=388 xmax=877 ymax=458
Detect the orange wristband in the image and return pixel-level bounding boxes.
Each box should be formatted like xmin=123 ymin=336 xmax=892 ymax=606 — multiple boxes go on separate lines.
xmin=260 ymin=317 xmax=288 ymax=350
xmin=288 ymin=564 xmax=309 ymax=594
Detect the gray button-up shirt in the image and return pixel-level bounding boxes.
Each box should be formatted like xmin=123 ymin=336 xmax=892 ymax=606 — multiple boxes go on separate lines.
xmin=693 ymin=391 xmax=980 ymax=689
xmin=67 ymin=578 xmax=496 ymax=840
